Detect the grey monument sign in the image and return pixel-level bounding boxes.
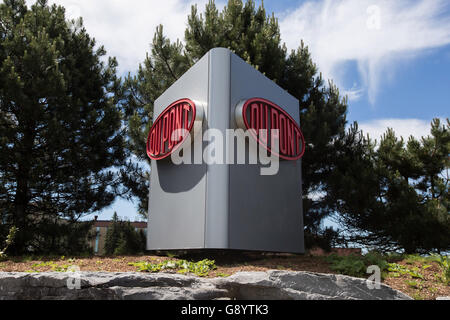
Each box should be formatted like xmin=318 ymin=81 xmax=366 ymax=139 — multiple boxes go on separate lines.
xmin=146 ymin=48 xmax=305 ymax=253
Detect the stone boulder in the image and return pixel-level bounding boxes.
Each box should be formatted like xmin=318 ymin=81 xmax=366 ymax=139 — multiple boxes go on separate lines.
xmin=0 ymin=270 xmax=411 ymax=300
xmin=213 ymin=270 xmax=411 ymax=300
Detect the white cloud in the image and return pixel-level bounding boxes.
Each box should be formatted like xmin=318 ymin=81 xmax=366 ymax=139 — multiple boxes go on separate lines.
xmin=279 ymin=0 xmax=450 ymax=104
xmin=24 ymin=0 xmax=450 ymax=105
xmin=342 ymin=84 xmax=364 ymax=101
xmin=358 ymin=118 xmax=435 ymax=142
xmin=26 ymin=0 xmax=216 ymax=74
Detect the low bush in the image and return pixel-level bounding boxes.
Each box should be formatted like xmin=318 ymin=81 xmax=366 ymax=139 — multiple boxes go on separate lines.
xmin=436 ymin=255 xmax=450 ymax=285
xmin=326 ymin=251 xmax=388 ymax=278
xmin=0 ymin=227 xmax=18 ymax=261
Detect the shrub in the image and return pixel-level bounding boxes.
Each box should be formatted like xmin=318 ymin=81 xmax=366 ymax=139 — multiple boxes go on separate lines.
xmin=364 ymin=251 xmax=388 ymax=271
xmin=0 ymin=226 xmax=18 ymax=261
xmin=437 ymin=255 xmax=450 ymax=285
xmin=326 ymin=254 xmax=366 ymax=277
xmin=326 ymin=252 xmax=389 ymax=278
xmin=304 ymin=227 xmax=340 ymax=252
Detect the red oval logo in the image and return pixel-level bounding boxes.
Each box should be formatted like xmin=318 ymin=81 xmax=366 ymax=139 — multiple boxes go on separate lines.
xmin=146 ymin=98 xmax=198 ymax=160
xmin=236 ymin=98 xmax=305 ymax=160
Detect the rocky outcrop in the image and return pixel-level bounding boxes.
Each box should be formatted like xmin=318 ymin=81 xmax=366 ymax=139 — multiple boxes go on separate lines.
xmin=214 ymin=271 xmax=411 ymax=300
xmin=0 ymin=270 xmax=411 ymax=300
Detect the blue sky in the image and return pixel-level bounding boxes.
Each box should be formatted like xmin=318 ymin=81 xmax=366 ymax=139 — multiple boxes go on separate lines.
xmin=349 ymin=45 xmax=450 ymax=122
xmin=29 ymin=0 xmax=450 ymax=221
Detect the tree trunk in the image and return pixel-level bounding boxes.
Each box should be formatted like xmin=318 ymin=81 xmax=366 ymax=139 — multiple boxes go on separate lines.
xmin=12 ymin=122 xmax=35 ymax=254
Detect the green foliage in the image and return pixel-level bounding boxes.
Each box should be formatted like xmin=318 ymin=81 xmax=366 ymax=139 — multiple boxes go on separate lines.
xmin=411 ymin=292 xmax=425 ymax=300
xmin=326 ymin=254 xmax=367 ymax=278
xmin=216 ymin=272 xmax=231 ymax=278
xmin=0 ymin=0 xmax=125 ymax=255
xmin=0 ymin=226 xmax=17 ymax=261
xmin=405 ymin=280 xmax=422 ymax=290
xmin=129 ymin=258 xmax=216 ymax=277
xmin=326 ymin=252 xmax=389 ymax=278
xmin=304 ymin=227 xmax=340 ymax=252
xmin=364 ymin=251 xmax=389 ymax=272
xmin=384 ymin=252 xmax=405 ymax=262
xmin=26 ymin=257 xmax=77 ymax=273
xmin=328 ymin=252 xmax=450 ymax=289
xmin=387 ymin=263 xmax=424 ymax=279
xmin=329 ymin=119 xmax=450 ymax=253
xmin=436 ymin=255 xmax=450 ymax=285
xmin=104 ymin=213 xmax=146 ymax=255
xmin=165 ymin=251 xmax=178 ymax=258
xmin=31 ymin=219 xmax=95 ymax=256
xmin=404 ymin=254 xmax=427 ymax=265
xmin=27 ymin=260 xmax=68 ymax=272
xmin=121 ymin=0 xmax=349 ymax=244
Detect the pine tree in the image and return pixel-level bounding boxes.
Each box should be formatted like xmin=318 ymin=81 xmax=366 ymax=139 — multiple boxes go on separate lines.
xmin=329 ymin=119 xmax=450 ymax=253
xmin=122 ymin=0 xmax=348 ymax=245
xmin=104 ymin=212 xmax=145 ymax=255
xmin=104 ymin=212 xmax=120 ymax=255
xmin=0 ymin=0 xmax=125 ymax=254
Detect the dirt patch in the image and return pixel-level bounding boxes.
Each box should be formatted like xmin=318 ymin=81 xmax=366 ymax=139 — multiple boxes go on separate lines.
xmin=0 ymin=251 xmax=448 ymax=300
xmin=0 ymin=251 xmax=333 ymax=275
xmin=383 ymin=260 xmax=449 ymax=300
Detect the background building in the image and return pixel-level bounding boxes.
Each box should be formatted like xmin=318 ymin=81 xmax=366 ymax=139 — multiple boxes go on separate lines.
xmin=89 ymin=217 xmax=147 ymax=255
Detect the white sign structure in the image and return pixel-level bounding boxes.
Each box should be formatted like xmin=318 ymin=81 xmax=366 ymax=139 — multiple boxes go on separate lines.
xmin=147 ymin=48 xmax=305 ymax=253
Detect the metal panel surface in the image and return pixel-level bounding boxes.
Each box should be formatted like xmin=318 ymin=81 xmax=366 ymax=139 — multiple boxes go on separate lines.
xmin=147 ymin=53 xmax=209 ymax=250
xmin=228 ymin=52 xmax=304 ymax=253
xmin=204 ymin=48 xmax=231 ymax=249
